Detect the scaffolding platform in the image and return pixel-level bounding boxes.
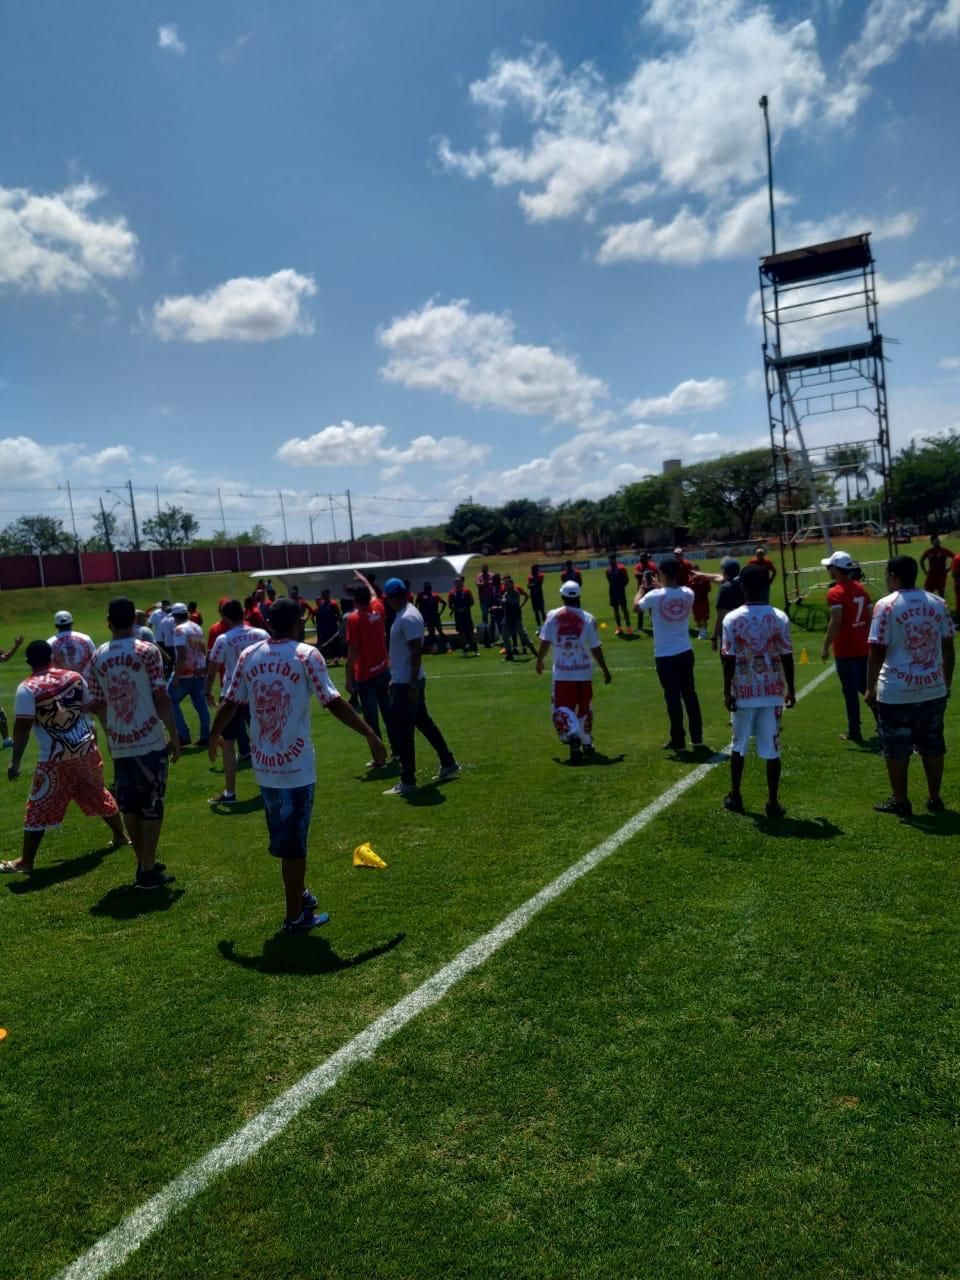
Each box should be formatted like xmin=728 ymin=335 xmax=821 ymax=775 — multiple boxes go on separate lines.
xmin=760 ymin=234 xmax=873 ymax=285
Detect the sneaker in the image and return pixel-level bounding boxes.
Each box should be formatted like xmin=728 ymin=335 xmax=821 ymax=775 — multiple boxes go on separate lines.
xmin=437 ymin=762 xmax=461 ymax=781
xmin=568 ymin=735 xmax=582 ymax=765
xmin=662 ymin=740 xmax=684 ymax=751
xmin=383 ymin=781 xmax=417 ymax=797
xmin=874 ymin=796 xmax=913 ymax=816
xmin=691 ymin=740 xmax=705 ymax=749
xmin=764 ymin=801 xmax=787 ymax=819
xmin=134 ymin=866 xmax=176 ymax=891
xmin=282 ymin=909 xmax=330 ymax=933
xmin=723 ymin=792 xmax=744 ymax=813
xmin=208 ymin=791 xmax=236 ymax=805
xmin=1 ymin=738 xmax=12 ymax=749
xmin=303 ymin=888 xmax=318 ymax=909
xmin=839 ymin=731 xmax=864 ymax=743
xmin=582 ymin=743 xmax=595 ymax=757
xmin=926 ymin=796 xmax=945 ymax=813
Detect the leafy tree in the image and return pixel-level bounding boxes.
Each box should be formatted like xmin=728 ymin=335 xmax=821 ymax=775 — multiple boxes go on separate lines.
xmin=0 ymin=515 xmax=74 ymax=555
xmin=682 ymin=449 xmax=778 ymax=539
xmin=192 ymin=524 xmax=272 ymax=548
xmin=622 ymin=474 xmax=676 ymax=533
xmin=501 ymin=498 xmax=550 ymax=546
xmin=141 ymin=504 xmax=201 ymax=549
xmin=445 ymin=502 xmax=507 ymax=550
xmin=892 ymin=433 xmax=960 ymax=527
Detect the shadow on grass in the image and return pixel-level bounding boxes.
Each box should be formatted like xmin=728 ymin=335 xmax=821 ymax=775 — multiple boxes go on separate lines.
xmin=218 ymin=931 xmax=405 ymax=975
xmin=358 ymin=761 xmax=401 ymax=783
xmin=209 ymin=795 xmax=264 ymax=815
xmin=403 ymin=783 xmax=447 ymax=807
xmin=4 ymin=843 xmax=117 ymax=894
xmin=90 ymin=885 xmax=185 ymax=918
xmin=751 ymin=814 xmax=842 ymax=840
xmin=905 ymin=811 xmax=960 ymax=837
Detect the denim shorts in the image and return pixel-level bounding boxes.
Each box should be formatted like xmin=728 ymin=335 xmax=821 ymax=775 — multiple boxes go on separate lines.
xmin=876 ymin=697 xmax=947 ymax=761
xmin=261 ymin=784 xmax=315 ymax=859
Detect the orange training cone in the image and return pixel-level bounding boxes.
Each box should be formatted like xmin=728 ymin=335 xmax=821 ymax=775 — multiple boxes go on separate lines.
xmin=353 ymin=842 xmax=388 ymax=870
xmin=799 ymin=647 xmax=809 ymax=665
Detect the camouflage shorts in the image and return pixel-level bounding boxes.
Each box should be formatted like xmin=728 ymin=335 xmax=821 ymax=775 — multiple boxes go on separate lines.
xmin=876 ymin=697 xmax=947 ymax=760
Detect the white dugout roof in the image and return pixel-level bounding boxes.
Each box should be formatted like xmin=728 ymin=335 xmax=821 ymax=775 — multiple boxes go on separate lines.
xmin=254 ymin=553 xmax=478 ymax=600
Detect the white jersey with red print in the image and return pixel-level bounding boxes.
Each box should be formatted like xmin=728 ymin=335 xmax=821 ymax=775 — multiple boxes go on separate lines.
xmin=209 ymin=625 xmax=270 ymax=684
xmin=14 ymin=667 xmax=97 ymax=763
xmin=721 ymin=603 xmax=793 ymax=707
xmin=87 ymin=638 xmax=169 ymax=759
xmin=223 ymin=638 xmax=340 ymax=789
xmin=637 ymin=586 xmax=694 ymax=658
xmin=173 ymin=620 xmax=207 ymax=677
xmin=47 ymin=630 xmax=96 ymax=675
xmin=868 ymin=588 xmax=954 ymax=704
xmin=539 ymin=606 xmax=600 ymax=681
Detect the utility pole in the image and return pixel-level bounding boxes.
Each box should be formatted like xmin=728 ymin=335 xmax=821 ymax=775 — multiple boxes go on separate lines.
xmin=155 ymin=485 xmax=162 ymax=518
xmin=279 ymin=491 xmax=289 ymax=542
xmin=64 ymin=481 xmax=80 ymax=553
xmin=346 ymin=489 xmax=355 ymax=541
xmin=759 ymin=95 xmax=777 ymax=257
xmin=99 ymin=497 xmax=114 ymax=552
xmin=217 ymin=487 xmax=227 ymax=535
xmin=329 ymin=494 xmax=337 ymax=541
xmin=128 ymin=480 xmax=141 ymax=550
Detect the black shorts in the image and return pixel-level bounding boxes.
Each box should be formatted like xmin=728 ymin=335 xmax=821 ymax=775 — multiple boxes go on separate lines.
xmin=876 ymin=697 xmax=947 ymax=761
xmin=223 ymin=705 xmax=250 ymax=742
xmin=115 ymin=748 xmax=170 ymax=821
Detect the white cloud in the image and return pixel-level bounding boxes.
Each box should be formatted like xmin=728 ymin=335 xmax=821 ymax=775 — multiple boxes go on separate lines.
xmin=0 ymin=436 xmax=132 ymax=486
xmin=151 ymin=269 xmax=316 ymax=342
xmin=745 ymin=256 xmax=959 ymax=349
xmin=219 ymin=32 xmax=254 ymax=63
xmin=598 ymin=187 xmax=918 ymax=266
xmin=939 ymin=356 xmax=960 ymax=369
xmin=0 ymin=180 xmax=138 ymax=295
xmin=627 ymin=378 xmax=730 ymax=418
xmin=157 ymin=24 xmax=186 ymax=55
xmin=928 ymin=0 xmax=960 ymax=36
xmin=275 ymin=420 xmax=488 ymax=470
xmin=377 ymin=298 xmax=608 ymax=426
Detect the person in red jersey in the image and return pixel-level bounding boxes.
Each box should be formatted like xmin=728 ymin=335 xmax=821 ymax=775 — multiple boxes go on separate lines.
xmin=537 ymin=579 xmax=611 ymax=765
xmin=690 ymin=573 xmax=713 ymax=640
xmin=345 ymin=583 xmax=399 ymax=761
xmin=244 ymin=595 xmax=267 ymax=629
xmin=632 ymin=551 xmax=657 ymax=632
xmin=819 ymin=551 xmax=873 ymax=742
xmin=748 ymin=546 xmax=778 ymax=585
xmin=527 ymin=564 xmax=546 ymax=627
xmin=672 ymin=547 xmax=697 ymax=588
xmin=475 ymin=563 xmax=496 ymax=637
xmin=207 ymin=598 xmax=232 ymax=653
xmin=447 ymin=576 xmax=478 ymax=656
xmin=415 ymin=581 xmax=448 ymax=652
xmin=605 ymin=553 xmax=631 ymax=633
xmin=1 ymin=641 xmax=129 ymax=875
xmin=187 ymin=601 xmax=203 ymax=626
xmin=561 ymin=559 xmax=583 ymax=588
xmin=313 ymin=589 xmax=342 ymax=662
xmin=920 ymin=534 xmax=954 ymax=597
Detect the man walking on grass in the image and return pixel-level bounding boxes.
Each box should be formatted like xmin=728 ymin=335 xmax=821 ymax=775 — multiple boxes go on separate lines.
xmin=87 ymin=597 xmax=180 ymax=890
xmin=1 ymin=640 xmax=129 ymax=876
xmin=867 ymin=555 xmax=954 ymax=817
xmin=382 ymin=578 xmax=460 ymax=797
xmin=819 ymin=550 xmax=873 ymax=742
xmin=209 ymin=598 xmax=387 ymax=932
xmin=204 ymin=599 xmax=269 ymax=805
xmin=635 ymin=556 xmax=704 ymax=751
xmin=537 ymin=579 xmax=611 ymax=765
xmin=48 ymin=611 xmax=96 ymax=675
xmin=721 ymin=565 xmax=795 ymax=818
xmin=169 ymin=602 xmax=210 ymax=747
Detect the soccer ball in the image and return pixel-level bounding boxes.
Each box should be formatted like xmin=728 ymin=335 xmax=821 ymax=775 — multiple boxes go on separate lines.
xmin=600 ymin=622 xmax=608 ymax=630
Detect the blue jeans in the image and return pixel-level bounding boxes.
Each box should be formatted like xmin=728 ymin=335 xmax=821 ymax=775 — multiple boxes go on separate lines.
xmin=835 ymin=655 xmax=868 ymax=736
xmin=357 ymin=668 xmax=399 ymax=755
xmin=170 ymin=675 xmax=210 ymax=743
xmin=261 ymin=784 xmax=315 ymax=859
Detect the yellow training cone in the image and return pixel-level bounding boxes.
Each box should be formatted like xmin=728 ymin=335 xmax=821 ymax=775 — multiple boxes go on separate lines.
xmin=599 ymin=622 xmax=608 ymax=630
xmin=353 ymin=842 xmax=388 ymax=870
xmin=799 ymin=647 xmax=809 ymax=665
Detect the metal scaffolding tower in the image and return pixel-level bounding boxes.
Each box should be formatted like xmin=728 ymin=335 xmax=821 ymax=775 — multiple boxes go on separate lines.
xmin=759 ymin=232 xmax=896 ymax=610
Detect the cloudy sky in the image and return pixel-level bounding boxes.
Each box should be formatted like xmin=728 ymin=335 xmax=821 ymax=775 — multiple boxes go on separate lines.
xmin=1 ymin=0 xmax=958 ymax=542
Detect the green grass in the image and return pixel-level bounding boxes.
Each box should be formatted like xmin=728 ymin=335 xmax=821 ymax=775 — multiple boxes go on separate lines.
xmin=2 ymin=554 xmax=959 ymax=1280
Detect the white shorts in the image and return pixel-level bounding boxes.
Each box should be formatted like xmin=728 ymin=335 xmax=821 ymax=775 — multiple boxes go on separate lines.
xmin=731 ymin=705 xmax=782 ymax=759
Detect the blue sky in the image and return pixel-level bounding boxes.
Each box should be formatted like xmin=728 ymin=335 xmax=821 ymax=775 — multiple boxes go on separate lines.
xmin=1 ymin=0 xmax=958 ymax=543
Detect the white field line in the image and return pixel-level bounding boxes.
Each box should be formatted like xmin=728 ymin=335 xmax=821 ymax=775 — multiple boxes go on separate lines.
xmin=53 ymin=665 xmax=836 ymax=1280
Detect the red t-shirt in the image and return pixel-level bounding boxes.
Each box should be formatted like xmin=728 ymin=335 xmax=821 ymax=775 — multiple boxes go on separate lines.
xmin=207 ymin=619 xmax=230 ymax=653
xmin=345 ymin=600 xmax=389 ymax=682
xmin=827 ymin=579 xmax=872 ymax=658
xmin=922 ymin=547 xmax=953 ymax=581
xmin=952 ymin=553 xmax=960 ymax=579
xmin=674 ymin=558 xmax=695 ymax=587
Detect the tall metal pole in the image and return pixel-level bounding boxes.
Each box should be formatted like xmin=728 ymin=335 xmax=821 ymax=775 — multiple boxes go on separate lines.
xmin=65 ymin=481 xmax=80 ymax=552
xmin=329 ymin=495 xmax=338 ymax=541
xmin=217 ymin=487 xmax=227 ymax=534
xmin=346 ymin=489 xmax=355 ymax=541
xmin=155 ymin=485 xmax=162 ymax=518
xmin=99 ymin=497 xmax=114 ymax=553
xmin=308 ymin=513 xmax=316 ymax=544
xmin=279 ymin=491 xmax=289 ymax=542
xmin=128 ymin=480 xmax=141 ymax=550
xmin=759 ymin=95 xmax=777 ymax=256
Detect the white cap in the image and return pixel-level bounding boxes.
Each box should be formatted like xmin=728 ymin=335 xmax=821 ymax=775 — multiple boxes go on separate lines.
xmin=820 ymin=551 xmax=855 ymax=570
xmin=560 ymin=580 xmax=581 ymax=599
xmin=170 ymin=601 xmax=189 ymax=615
xmin=54 ymin=610 xmax=73 ymax=626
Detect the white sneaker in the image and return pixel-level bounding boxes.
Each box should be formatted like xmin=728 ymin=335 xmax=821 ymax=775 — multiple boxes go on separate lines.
xmin=436 ymin=762 xmax=461 ymax=781
xmin=1 ymin=738 xmax=12 ymax=749
xmin=383 ymin=781 xmax=417 ymax=796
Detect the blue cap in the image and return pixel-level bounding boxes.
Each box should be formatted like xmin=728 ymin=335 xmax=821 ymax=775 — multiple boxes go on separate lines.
xmin=384 ymin=577 xmax=407 ymax=595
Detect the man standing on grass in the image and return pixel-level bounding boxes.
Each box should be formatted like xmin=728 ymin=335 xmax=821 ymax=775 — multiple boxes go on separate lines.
xmin=633 ymin=551 xmax=658 ymax=633
xmin=721 ymin=565 xmax=795 ymax=818
xmin=866 ymin=555 xmax=954 ymax=817
xmin=313 ymin=589 xmax=342 ymax=663
xmin=748 ymin=546 xmax=778 ymax=585
xmin=606 ymin=553 xmax=631 ymax=634
xmin=527 ymin=564 xmax=546 ymax=628
xmin=169 ymin=602 xmax=210 ymax=747
xmin=500 ymin=575 xmax=537 ymax=660
xmin=204 ymin=599 xmax=269 ymax=805
xmin=415 ymin=581 xmax=448 ymax=653
xmin=711 ymin=559 xmax=743 ymax=651
xmin=209 ymin=598 xmax=387 ymax=932
xmin=48 ymin=611 xmax=96 ymax=675
xmin=475 ymin=563 xmax=496 ymax=640
xmin=635 ymin=557 xmax=704 ymax=751
xmin=819 ymin=550 xmax=873 ymax=743
xmin=344 ymin=583 xmax=399 ymax=764
xmin=1 ymin=640 xmax=129 ymax=876
xmin=920 ymin=534 xmax=953 ymax=598
xmin=537 ymin=579 xmax=611 ymax=765
xmin=0 ymin=633 xmax=25 ymax=748
xmin=382 ymin=578 xmax=460 ymax=797
xmin=447 ymin=576 xmax=478 ymax=657
xmin=87 ymin=597 xmax=180 ymax=890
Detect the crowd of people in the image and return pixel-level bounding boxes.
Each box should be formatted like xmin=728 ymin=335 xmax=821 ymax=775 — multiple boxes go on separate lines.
xmin=0 ymin=538 xmax=953 ymax=930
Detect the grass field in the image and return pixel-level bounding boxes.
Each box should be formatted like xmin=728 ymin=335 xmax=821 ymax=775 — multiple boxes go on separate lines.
xmin=2 ymin=541 xmax=960 ymax=1280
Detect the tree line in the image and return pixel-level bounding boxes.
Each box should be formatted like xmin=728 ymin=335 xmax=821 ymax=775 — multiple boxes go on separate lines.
xmin=2 ymin=435 xmax=956 ymax=557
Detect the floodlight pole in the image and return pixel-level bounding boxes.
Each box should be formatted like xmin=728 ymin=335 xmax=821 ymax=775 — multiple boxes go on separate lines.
xmin=759 ymin=95 xmax=776 ymax=256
